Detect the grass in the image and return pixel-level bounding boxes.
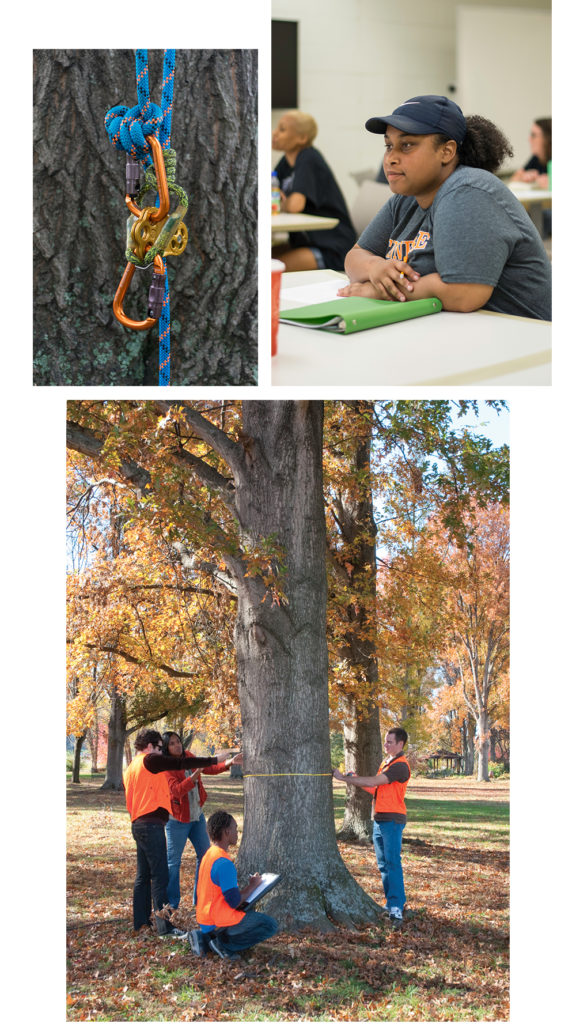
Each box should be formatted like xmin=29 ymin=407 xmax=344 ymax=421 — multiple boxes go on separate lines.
xmin=67 ymin=775 xmax=509 ymax=1021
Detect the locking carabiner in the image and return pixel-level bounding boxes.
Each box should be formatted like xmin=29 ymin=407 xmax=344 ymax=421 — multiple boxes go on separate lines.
xmin=125 ymin=135 xmax=170 ymax=223
xmin=113 ymin=253 xmax=166 ymax=330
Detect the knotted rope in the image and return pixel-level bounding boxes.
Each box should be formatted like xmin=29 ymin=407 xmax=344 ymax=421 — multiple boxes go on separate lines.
xmin=105 ymin=50 xmax=177 ymax=386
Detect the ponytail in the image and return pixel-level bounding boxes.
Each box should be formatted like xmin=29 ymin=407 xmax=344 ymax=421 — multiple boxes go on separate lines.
xmin=435 ymin=114 xmax=513 ymax=174
xmin=458 ymin=115 xmax=514 ymax=173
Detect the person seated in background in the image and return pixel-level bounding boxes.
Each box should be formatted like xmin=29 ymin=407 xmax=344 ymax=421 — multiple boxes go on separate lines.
xmin=340 ymin=95 xmax=551 ymax=320
xmin=511 ymin=117 xmax=551 ymax=190
xmin=189 ymin=811 xmax=279 ymax=961
xmin=272 ymin=110 xmax=356 ymax=272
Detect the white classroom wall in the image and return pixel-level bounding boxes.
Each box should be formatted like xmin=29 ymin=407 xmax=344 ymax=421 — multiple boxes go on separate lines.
xmin=271 ymin=0 xmax=551 ymax=210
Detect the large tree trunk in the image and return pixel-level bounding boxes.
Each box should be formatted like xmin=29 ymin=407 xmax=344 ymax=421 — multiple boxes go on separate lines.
xmin=71 ymin=732 xmax=87 ymax=783
xmin=233 ymin=402 xmax=383 ymax=930
xmin=101 ymin=687 xmax=127 ymax=791
xmin=328 ymin=403 xmax=383 ymax=842
xmin=34 ymin=49 xmax=257 ymax=385
xmin=339 ymin=700 xmax=382 ymax=843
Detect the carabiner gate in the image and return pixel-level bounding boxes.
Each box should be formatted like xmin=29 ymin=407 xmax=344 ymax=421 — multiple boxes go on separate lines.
xmin=113 ymin=254 xmax=166 ymax=330
xmin=125 ymin=135 xmax=170 ymax=222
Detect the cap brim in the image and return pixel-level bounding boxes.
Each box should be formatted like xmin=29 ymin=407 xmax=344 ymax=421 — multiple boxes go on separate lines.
xmin=365 ymin=115 xmax=435 ymax=135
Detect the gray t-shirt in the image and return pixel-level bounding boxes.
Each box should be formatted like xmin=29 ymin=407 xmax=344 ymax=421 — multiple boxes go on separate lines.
xmin=358 ymin=165 xmax=551 ymax=320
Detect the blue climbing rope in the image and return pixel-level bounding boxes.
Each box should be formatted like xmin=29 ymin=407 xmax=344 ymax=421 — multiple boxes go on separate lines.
xmin=105 ymin=49 xmax=176 ymax=386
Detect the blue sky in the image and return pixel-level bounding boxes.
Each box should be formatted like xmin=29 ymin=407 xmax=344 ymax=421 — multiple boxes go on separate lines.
xmin=451 ymin=401 xmax=509 ymax=449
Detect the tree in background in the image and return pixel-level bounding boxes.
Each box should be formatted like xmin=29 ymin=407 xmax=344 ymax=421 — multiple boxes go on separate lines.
xmin=323 ymin=400 xmax=508 ymax=833
xmin=324 ymin=401 xmax=382 ymax=843
xmin=440 ymin=503 xmax=510 ymax=781
xmin=34 ymin=50 xmax=257 ymax=386
xmin=67 ymin=465 xmax=236 ymax=788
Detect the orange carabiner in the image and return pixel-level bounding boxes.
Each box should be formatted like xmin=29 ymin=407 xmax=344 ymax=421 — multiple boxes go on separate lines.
xmin=125 ymin=135 xmax=170 ymax=222
xmin=113 ymin=254 xmax=166 ymax=330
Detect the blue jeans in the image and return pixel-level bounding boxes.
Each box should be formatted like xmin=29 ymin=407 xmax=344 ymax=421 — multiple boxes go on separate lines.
xmin=165 ymin=814 xmax=210 ymax=908
xmin=131 ymin=819 xmax=173 ymax=934
xmin=372 ymin=819 xmax=406 ymax=911
xmin=215 ymin=910 xmax=279 ymax=953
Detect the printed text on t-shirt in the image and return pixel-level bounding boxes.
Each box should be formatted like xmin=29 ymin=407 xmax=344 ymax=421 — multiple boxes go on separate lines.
xmin=386 ymin=231 xmax=431 ymax=261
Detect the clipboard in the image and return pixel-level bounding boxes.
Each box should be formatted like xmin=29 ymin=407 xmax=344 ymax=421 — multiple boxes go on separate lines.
xmin=237 ymin=872 xmax=281 ymax=910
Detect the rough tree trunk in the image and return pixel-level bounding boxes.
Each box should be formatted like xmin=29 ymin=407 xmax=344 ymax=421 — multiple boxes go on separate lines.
xmin=233 ymin=402 xmax=383 ymax=931
xmin=34 ymin=49 xmax=257 ymax=385
xmin=339 ymin=699 xmax=382 ymax=843
xmin=330 ymin=403 xmax=382 ymax=842
xmin=72 ymin=732 xmax=87 ymax=783
xmin=101 ymin=687 xmax=128 ymax=791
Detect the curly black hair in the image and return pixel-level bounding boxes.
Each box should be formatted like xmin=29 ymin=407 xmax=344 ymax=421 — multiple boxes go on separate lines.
xmin=134 ymin=728 xmax=162 ymax=752
xmin=435 ymin=114 xmax=513 ymax=174
xmin=207 ymin=810 xmax=235 ymax=841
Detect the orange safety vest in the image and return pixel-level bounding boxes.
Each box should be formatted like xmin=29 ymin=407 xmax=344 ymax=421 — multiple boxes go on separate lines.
xmin=372 ymin=754 xmax=411 ymax=816
xmin=196 ymin=845 xmax=245 ymax=929
xmin=123 ymin=752 xmax=172 ymax=822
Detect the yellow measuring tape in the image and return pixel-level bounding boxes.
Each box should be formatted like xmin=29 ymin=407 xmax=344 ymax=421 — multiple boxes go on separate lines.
xmin=244 ymin=772 xmax=333 ymax=777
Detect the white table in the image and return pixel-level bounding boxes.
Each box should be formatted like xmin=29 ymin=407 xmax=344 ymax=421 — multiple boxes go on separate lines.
xmin=271 ymin=212 xmax=339 ymax=233
xmin=507 ymin=183 xmax=551 ymax=236
xmin=507 ymin=183 xmax=552 ymax=206
xmin=271 ymin=270 xmax=551 ymax=386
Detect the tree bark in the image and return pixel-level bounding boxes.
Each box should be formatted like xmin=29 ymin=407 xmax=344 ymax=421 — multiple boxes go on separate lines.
xmin=231 ymin=403 xmax=382 ymax=929
xmin=34 ymin=49 xmax=257 ymax=385
xmin=328 ymin=404 xmax=383 ymax=842
xmin=72 ymin=732 xmax=86 ymax=783
xmin=101 ymin=686 xmax=127 ymax=791
xmin=339 ymin=700 xmax=382 ymax=843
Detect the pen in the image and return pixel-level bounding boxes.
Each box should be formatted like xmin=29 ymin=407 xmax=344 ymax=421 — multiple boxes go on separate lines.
xmin=399 ymin=252 xmax=409 ymax=279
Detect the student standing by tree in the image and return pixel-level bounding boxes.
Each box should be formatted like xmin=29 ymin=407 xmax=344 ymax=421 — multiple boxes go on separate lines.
xmin=161 ymin=730 xmax=242 ymax=908
xmin=340 ymin=95 xmax=551 ymax=320
xmin=123 ymin=728 xmax=235 ymax=936
xmin=333 ymin=727 xmax=411 ymax=926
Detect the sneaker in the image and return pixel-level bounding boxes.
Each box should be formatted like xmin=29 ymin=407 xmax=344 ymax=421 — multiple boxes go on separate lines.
xmin=208 ymin=936 xmax=241 ymax=960
xmin=188 ymin=929 xmax=207 ymax=957
xmin=389 ymin=907 xmax=403 ymax=926
xmin=168 ymin=927 xmax=189 ymax=939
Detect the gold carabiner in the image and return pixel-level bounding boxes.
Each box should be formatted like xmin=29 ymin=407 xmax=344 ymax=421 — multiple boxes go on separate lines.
xmin=125 ymin=135 xmax=170 ymax=222
xmin=113 ymin=253 xmax=165 ymax=330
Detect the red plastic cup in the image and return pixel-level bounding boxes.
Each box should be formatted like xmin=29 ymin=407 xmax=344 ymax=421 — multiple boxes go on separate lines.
xmin=271 ymin=259 xmax=286 ymax=356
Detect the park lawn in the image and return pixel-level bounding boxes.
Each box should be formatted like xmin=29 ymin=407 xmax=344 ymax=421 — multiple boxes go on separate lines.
xmin=67 ymin=775 xmax=509 ymax=1021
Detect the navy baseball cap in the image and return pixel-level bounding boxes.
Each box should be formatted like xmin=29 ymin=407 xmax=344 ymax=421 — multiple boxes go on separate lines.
xmin=366 ymin=95 xmax=467 ymax=144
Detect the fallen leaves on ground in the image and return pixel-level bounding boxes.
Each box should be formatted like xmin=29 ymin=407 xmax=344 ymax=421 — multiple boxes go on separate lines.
xmin=67 ymin=778 xmax=509 ymax=1021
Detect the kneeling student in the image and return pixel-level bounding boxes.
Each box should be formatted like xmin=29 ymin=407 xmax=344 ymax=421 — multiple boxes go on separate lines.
xmin=341 ymin=95 xmax=551 ymax=320
xmin=190 ymin=811 xmax=279 ymax=960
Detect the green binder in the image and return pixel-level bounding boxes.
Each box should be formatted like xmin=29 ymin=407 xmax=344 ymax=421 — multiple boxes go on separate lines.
xmin=279 ymin=296 xmax=442 ymax=333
